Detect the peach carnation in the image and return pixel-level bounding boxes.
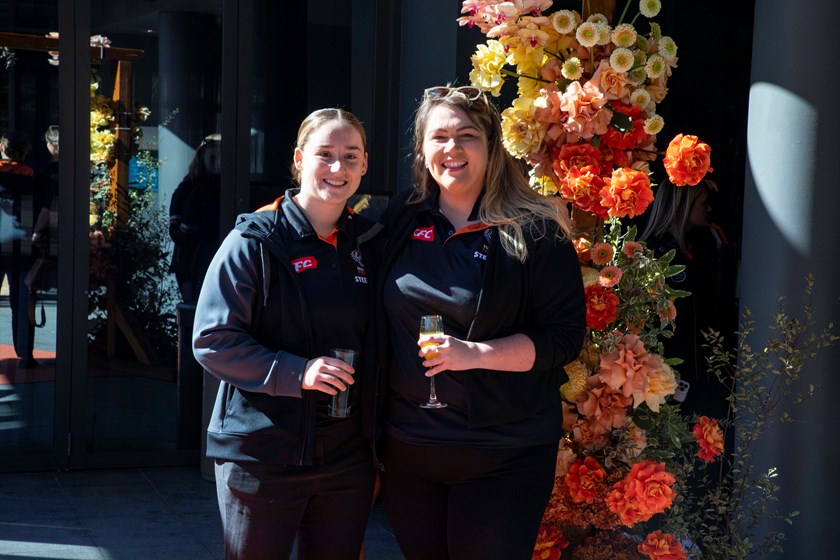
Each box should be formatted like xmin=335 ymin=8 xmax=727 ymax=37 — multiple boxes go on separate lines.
xmin=693 ymin=416 xmax=725 ymax=462
xmin=576 ymin=379 xmax=633 ymax=432
xmin=559 ymin=79 xmax=611 ymax=142
xmin=663 ymin=133 xmax=713 ymax=186
xmin=598 ymin=333 xmax=654 ymax=400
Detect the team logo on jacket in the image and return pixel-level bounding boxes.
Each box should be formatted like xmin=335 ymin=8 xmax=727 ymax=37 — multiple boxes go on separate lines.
xmin=291 ymin=256 xmax=317 ymax=273
xmin=411 ymin=226 xmax=435 ymax=242
xmin=351 ymin=249 xmax=368 ymax=284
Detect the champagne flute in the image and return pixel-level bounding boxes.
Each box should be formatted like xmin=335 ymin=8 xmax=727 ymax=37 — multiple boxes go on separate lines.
xmin=419 ymin=315 xmax=447 ymax=409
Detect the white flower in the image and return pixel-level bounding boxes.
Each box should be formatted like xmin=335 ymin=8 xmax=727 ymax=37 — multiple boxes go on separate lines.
xmin=575 ymin=22 xmax=599 ymax=48
xmin=596 ymin=23 xmax=612 ymax=45
xmin=643 ymin=114 xmax=664 ymax=134
xmin=611 ymin=23 xmax=638 ymax=48
xmin=645 ymin=54 xmax=666 ymax=79
xmin=659 ymin=36 xmax=678 ymax=61
xmin=561 ymin=57 xmax=583 ymax=80
xmin=630 ymin=88 xmax=652 ymax=108
xmin=609 ymin=48 xmax=634 ymax=73
xmin=586 ymin=13 xmax=609 ymax=25
xmin=639 ymin=0 xmax=662 ymax=18
xmin=551 ymin=10 xmax=577 ymax=34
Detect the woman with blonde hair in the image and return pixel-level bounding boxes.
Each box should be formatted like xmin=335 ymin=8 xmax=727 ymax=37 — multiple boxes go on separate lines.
xmin=375 ymin=86 xmax=586 ymax=559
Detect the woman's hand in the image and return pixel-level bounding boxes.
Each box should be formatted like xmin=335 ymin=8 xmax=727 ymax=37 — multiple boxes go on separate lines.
xmin=418 ymin=332 xmax=536 ymax=376
xmin=302 ymin=356 xmax=355 ymax=394
xmin=418 ymin=334 xmax=479 ymax=377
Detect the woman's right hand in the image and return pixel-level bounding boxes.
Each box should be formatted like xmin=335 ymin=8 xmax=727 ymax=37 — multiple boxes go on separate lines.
xmin=302 ymin=356 xmax=355 ymax=395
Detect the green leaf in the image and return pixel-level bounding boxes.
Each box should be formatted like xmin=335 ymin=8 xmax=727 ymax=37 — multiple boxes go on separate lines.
xmin=610 ymin=110 xmax=633 ymax=132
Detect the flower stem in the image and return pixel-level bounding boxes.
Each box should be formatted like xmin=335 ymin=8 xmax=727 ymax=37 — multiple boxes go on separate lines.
xmin=502 ymin=67 xmax=550 ymax=83
xmin=618 ymin=0 xmax=632 ymax=24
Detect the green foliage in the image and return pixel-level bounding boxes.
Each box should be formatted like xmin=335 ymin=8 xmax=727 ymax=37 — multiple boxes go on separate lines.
xmin=88 ymin=151 xmax=180 ymax=364
xmin=662 ymin=275 xmax=838 ymax=559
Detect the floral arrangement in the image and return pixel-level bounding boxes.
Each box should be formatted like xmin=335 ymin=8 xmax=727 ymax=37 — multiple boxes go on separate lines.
xmin=457 ymin=2 xmax=837 ymax=559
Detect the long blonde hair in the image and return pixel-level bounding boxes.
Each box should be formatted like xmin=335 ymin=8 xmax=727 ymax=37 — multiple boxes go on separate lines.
xmin=411 ymin=89 xmax=571 ymax=262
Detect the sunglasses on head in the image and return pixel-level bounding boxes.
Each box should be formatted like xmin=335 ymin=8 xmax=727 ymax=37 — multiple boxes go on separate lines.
xmin=423 ymin=86 xmax=485 ymax=101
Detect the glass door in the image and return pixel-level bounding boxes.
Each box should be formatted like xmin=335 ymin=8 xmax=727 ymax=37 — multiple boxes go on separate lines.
xmin=76 ymin=0 xmax=224 ymax=466
xmin=0 ymin=2 xmax=61 ymax=469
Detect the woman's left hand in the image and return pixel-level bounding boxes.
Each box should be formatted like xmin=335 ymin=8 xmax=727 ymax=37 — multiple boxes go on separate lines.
xmin=418 ymin=334 xmax=478 ymax=377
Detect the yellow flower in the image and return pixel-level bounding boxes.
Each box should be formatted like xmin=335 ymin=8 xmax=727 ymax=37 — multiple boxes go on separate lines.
xmin=561 ymin=360 xmax=590 ymax=402
xmin=469 ymin=40 xmax=507 ymax=97
xmin=529 ymin=168 xmax=558 ymax=195
xmin=501 ymin=98 xmax=545 ymax=158
xmin=90 ymin=130 xmax=116 ymax=164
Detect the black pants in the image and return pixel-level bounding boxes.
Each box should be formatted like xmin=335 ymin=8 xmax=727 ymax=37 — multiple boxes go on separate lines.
xmin=381 ymin=436 xmax=557 ymax=560
xmin=0 ymin=263 xmax=34 ymax=360
xmin=215 ymin=429 xmax=375 ymax=560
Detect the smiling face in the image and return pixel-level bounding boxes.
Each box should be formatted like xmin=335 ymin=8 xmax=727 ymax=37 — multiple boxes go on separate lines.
xmin=293 ymin=121 xmax=368 ymax=209
xmin=422 ymin=104 xmax=488 ymax=204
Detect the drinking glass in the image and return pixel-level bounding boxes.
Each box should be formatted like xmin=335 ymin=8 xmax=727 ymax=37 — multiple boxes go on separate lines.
xmin=328 ymin=348 xmax=356 ymax=418
xmin=419 ymin=315 xmax=447 ymax=409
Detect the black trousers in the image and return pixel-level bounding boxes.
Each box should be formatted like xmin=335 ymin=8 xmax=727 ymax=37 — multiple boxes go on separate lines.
xmin=381 ymin=436 xmax=557 ymax=560
xmin=215 ymin=428 xmax=375 ymax=560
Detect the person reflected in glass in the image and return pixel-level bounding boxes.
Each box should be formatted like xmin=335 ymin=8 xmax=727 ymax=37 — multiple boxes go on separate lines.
xmin=0 ymin=131 xmax=39 ymax=368
xmin=32 ymin=125 xmax=60 ymax=255
xmin=193 ymin=109 xmax=381 ymax=560
xmin=376 ymin=86 xmax=586 ymax=559
xmin=639 ymin=177 xmax=738 ymax=421
xmin=169 ymin=133 xmax=222 ymax=303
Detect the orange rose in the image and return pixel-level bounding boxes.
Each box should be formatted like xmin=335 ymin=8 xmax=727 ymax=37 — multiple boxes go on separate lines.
xmin=600 ymin=101 xmax=649 ymax=150
xmin=693 ymin=416 xmax=724 ymax=462
xmin=600 ymin=167 xmax=654 ymax=218
xmin=563 ymin=456 xmax=606 ymax=504
xmin=560 ymin=166 xmax=610 ymax=219
xmin=553 ymin=142 xmax=605 ymax=178
xmin=584 ymin=285 xmax=619 ymax=330
xmin=638 ymin=530 xmax=687 ymax=560
xmin=572 ymin=237 xmax=593 ymax=264
xmin=606 ymin=461 xmax=676 ymax=526
xmin=663 ymin=133 xmax=713 ymax=186
xmin=532 ymin=524 xmax=569 ymax=560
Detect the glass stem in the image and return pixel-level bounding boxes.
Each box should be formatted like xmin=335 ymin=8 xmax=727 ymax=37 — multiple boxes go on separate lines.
xmin=429 ymin=377 xmax=439 ymax=402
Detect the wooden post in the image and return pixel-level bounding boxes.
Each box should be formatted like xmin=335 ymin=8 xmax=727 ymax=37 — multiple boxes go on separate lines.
xmin=586 ymin=0 xmax=617 ymax=20
xmin=109 ymin=59 xmax=132 ymax=228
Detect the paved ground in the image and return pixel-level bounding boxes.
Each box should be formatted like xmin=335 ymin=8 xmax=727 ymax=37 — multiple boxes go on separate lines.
xmin=0 ymin=466 xmax=403 ymax=559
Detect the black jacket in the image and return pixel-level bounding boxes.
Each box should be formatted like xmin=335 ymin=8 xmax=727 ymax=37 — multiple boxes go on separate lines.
xmin=193 ymin=194 xmax=382 ymax=465
xmin=373 ymin=189 xmax=586 ymax=444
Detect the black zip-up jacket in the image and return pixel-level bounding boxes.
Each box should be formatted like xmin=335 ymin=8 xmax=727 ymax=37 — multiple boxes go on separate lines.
xmin=193 ymin=195 xmax=382 ymax=466
xmin=373 ymin=189 xmax=586 ymax=444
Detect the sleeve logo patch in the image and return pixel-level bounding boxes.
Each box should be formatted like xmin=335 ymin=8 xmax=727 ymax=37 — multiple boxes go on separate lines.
xmin=411 ymin=226 xmax=435 ymax=241
xmin=291 ymin=256 xmax=317 ymax=273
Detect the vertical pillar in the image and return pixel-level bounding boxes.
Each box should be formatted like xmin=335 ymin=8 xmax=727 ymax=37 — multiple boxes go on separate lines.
xmin=157 ymin=12 xmax=222 ymax=215
xmin=742 ymin=0 xmax=840 ymax=556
